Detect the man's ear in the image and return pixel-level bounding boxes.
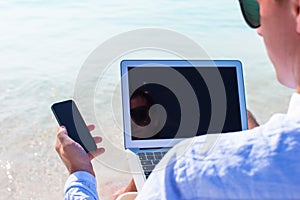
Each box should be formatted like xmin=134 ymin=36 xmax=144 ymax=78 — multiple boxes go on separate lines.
xmin=296 ymin=0 xmax=300 ymax=33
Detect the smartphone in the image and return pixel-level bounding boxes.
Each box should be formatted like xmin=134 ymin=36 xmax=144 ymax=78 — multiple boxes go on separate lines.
xmin=51 ymin=99 xmax=97 ymax=153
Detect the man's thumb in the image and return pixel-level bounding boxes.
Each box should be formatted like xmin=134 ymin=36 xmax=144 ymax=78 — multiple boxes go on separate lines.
xmin=57 ymin=126 xmax=68 ymax=138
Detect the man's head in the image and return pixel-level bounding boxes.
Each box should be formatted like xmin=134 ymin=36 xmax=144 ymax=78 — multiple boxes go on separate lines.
xmin=239 ymin=0 xmax=300 ymax=89
xmin=130 ymin=90 xmax=154 ymax=126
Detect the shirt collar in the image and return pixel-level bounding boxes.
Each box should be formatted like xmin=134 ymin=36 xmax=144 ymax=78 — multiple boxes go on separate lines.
xmin=287 ymin=93 xmax=300 ymax=120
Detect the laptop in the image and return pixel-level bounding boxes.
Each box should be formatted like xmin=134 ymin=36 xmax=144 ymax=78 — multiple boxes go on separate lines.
xmin=120 ymin=60 xmax=248 ymax=191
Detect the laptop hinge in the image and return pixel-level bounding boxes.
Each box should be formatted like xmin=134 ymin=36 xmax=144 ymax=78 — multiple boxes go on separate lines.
xmin=139 ymin=147 xmax=164 ymax=150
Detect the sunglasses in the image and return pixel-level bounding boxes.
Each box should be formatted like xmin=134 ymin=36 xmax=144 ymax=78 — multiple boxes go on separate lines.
xmin=238 ymin=0 xmax=260 ymax=28
xmin=130 ymin=106 xmax=151 ymax=126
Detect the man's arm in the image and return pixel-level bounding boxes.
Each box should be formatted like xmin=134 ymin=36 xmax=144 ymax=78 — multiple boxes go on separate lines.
xmin=247 ymin=110 xmax=259 ymax=129
xmin=64 ymin=171 xmax=99 ymax=200
xmin=55 ymin=125 xmax=105 ymax=199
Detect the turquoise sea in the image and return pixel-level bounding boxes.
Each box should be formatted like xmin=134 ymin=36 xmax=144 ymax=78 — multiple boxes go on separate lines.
xmin=0 ymin=0 xmax=293 ymax=199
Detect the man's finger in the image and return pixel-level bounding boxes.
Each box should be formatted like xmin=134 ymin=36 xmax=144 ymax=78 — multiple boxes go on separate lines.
xmin=57 ymin=126 xmax=72 ymax=145
xmin=57 ymin=126 xmax=68 ymax=137
xmin=89 ymin=148 xmax=105 ymax=160
xmin=87 ymin=124 xmax=95 ymax=132
xmin=56 ymin=126 xmax=68 ymax=152
xmin=93 ymin=136 xmax=103 ymax=144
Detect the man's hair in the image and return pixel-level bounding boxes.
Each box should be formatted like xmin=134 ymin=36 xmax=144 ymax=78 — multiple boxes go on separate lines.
xmin=131 ymin=89 xmax=154 ymax=107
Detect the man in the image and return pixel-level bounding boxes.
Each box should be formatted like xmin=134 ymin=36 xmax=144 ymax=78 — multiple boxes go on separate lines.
xmin=55 ymin=0 xmax=300 ymax=199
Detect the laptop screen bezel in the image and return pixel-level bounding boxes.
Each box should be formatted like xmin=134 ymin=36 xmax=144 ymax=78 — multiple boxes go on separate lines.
xmin=121 ymin=60 xmax=248 ymax=149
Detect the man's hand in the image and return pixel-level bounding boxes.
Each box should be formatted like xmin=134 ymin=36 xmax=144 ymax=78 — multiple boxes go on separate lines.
xmin=247 ymin=110 xmax=259 ymax=129
xmin=55 ymin=124 xmax=105 ymax=177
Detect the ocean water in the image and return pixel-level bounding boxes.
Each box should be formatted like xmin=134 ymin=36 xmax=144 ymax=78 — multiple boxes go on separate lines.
xmin=0 ymin=0 xmax=293 ymax=199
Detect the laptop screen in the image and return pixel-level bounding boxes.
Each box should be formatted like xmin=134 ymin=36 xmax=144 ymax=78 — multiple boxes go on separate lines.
xmin=128 ymin=66 xmax=242 ymax=141
xmin=121 ymin=60 xmax=247 ymax=147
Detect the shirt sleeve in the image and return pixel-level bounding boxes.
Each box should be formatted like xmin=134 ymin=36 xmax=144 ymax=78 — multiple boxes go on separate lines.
xmin=64 ymin=171 xmax=99 ymax=200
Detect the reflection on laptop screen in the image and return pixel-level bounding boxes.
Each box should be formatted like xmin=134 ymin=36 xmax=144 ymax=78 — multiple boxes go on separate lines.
xmin=128 ymin=66 xmax=242 ymax=140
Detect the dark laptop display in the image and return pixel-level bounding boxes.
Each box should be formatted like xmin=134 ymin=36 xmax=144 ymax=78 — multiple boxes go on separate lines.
xmin=128 ymin=66 xmax=242 ymax=140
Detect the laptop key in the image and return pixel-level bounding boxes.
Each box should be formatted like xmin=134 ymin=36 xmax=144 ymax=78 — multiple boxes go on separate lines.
xmin=152 ymin=160 xmax=160 ymax=165
xmin=144 ymin=171 xmax=151 ymax=179
xmin=141 ymin=160 xmax=152 ymax=165
xmin=146 ymin=155 xmax=154 ymax=160
xmin=138 ymin=154 xmax=146 ymax=160
xmin=143 ymin=165 xmax=155 ymax=171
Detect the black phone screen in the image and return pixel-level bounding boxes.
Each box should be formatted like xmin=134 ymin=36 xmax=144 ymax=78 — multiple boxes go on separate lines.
xmin=51 ymin=100 xmax=97 ymax=153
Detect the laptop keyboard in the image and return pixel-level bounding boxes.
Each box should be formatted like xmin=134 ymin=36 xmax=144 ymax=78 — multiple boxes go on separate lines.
xmin=137 ymin=151 xmax=167 ymax=179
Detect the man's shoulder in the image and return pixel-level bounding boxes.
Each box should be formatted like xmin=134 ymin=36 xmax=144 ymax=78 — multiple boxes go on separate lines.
xmin=164 ymin=114 xmax=300 ymax=198
xmin=172 ymin=113 xmax=300 ymax=177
